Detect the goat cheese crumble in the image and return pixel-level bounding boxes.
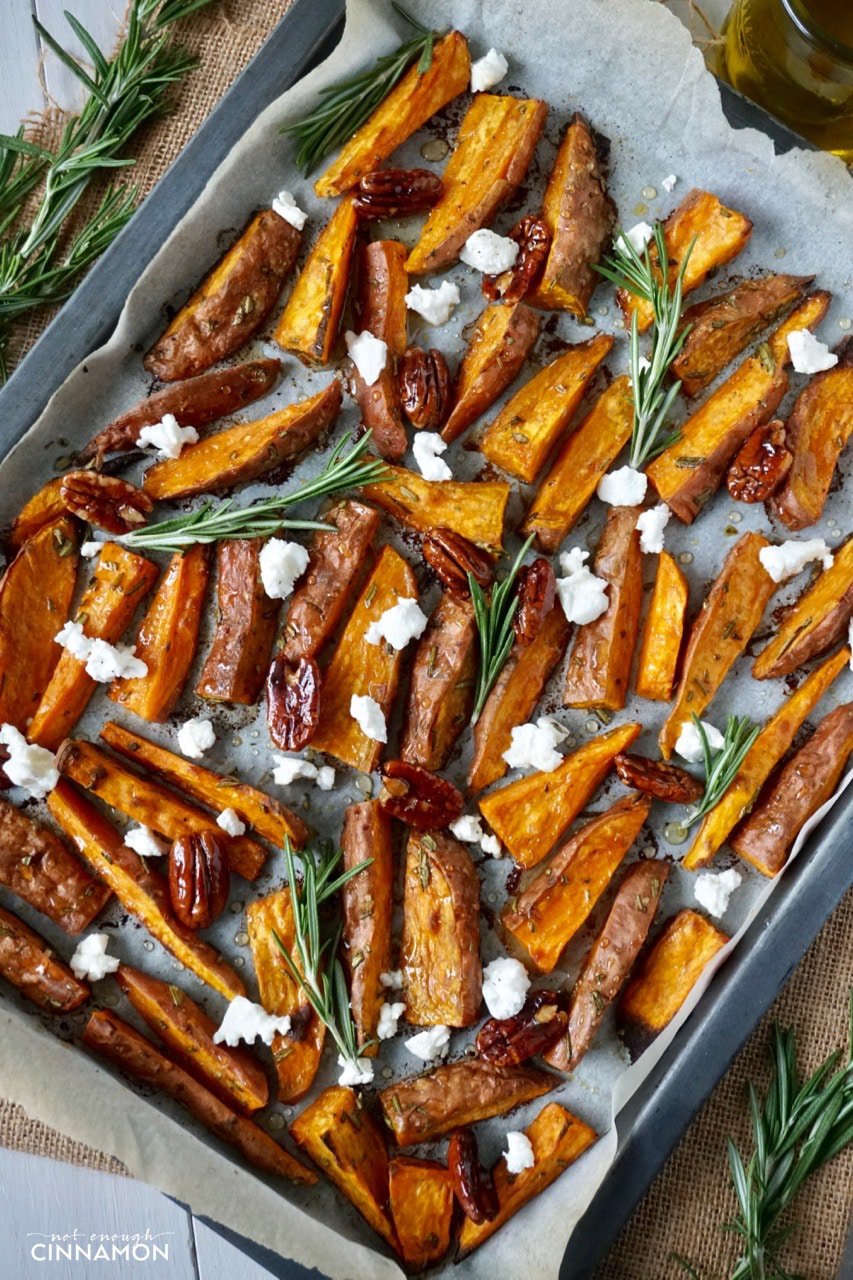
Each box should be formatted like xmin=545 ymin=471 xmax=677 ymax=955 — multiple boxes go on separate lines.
xmin=345 ymin=329 xmax=387 ymax=386
xmin=502 ymin=717 xmax=564 ymax=773
xmin=450 ymin=813 xmax=503 ymax=858
xmin=377 ymin=1001 xmax=407 ymax=1040
xmin=406 ymin=1025 xmax=451 ymax=1061
xmin=412 ymin=431 xmax=453 ymax=481
xmin=217 ymin=807 xmax=247 ymax=837
xmin=675 ymin=718 xmax=725 ymax=763
xmin=404 ymin=281 xmax=460 ymax=326
xmin=55 ymin=620 xmax=148 ymax=682
xmin=787 ymin=329 xmax=838 ymax=374
xmin=366 ymin=599 xmax=429 ymax=650
xmin=617 ymin=221 xmax=654 ymax=255
xmin=259 ymin=538 xmax=309 ymax=599
xmin=504 ymin=1131 xmax=536 ymax=1174
xmin=460 ymin=229 xmax=519 ymax=274
xmin=637 ymin=503 xmax=672 ymax=553
xmin=80 ymin=541 xmax=104 ymax=558
xmin=470 ymin=47 xmax=508 ymax=92
xmin=556 ymin=548 xmax=609 ymax=625
xmin=124 ymin=824 xmax=167 ymax=859
xmin=136 ymin=413 xmax=198 ymax=460
xmin=380 ymin=970 xmax=404 ymax=990
xmin=694 ymin=867 xmax=742 ymax=919
xmin=661 ymin=174 xmax=678 ymax=192
xmin=69 ymin=933 xmax=120 ymax=982
xmin=350 ymin=694 xmax=387 ymax=743
xmin=176 ymin=716 xmax=216 ymax=759
xmin=759 ymin=539 xmax=833 ymax=583
xmin=214 ymin=996 xmax=292 ymax=1047
xmin=338 ymin=1055 xmax=375 ymax=1087
xmin=271 ymin=189 xmax=307 ymax=229
xmin=271 ymin=754 xmax=335 ymax=790
xmin=0 ymin=725 xmax=58 ymax=799
xmin=596 ymin=465 xmax=648 ymax=507
xmin=482 ymin=957 xmax=531 ymax=1020
xmin=481 ymin=833 xmax=503 ymax=858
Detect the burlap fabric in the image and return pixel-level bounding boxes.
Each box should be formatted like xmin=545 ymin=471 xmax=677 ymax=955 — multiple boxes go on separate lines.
xmin=2 ymin=2 xmax=851 ymax=1275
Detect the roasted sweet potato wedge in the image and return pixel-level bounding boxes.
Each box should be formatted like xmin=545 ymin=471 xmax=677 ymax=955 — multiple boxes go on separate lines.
xmin=479 ymin=721 xmax=641 ymax=868
xmin=315 ymin=30 xmax=471 ymax=197
xmin=683 ymin=645 xmax=849 ymax=871
xmin=379 ymin=1059 xmax=555 ymax=1146
xmin=479 ymin=334 xmax=613 ymax=483
xmin=731 ymin=702 xmax=853 ymax=877
xmin=0 ymin=904 xmax=89 ymax=1012
xmin=388 ymin=1157 xmax=454 ymax=1270
xmin=0 ymin=796 xmax=110 ymax=933
xmin=83 ymin=1010 xmax=313 ymax=1182
xmin=311 ymin=545 xmax=417 ymax=771
xmin=400 ymin=592 xmax=477 ymax=771
xmin=145 ymin=211 xmax=301 ymax=381
xmin=771 ymin=336 xmax=853 ymax=530
xmin=635 ymin=550 xmax=689 ymax=702
xmin=407 ymin=94 xmax=547 ymax=274
xmin=363 ymin=464 xmax=509 ymax=551
xmin=659 ymin=532 xmax=775 ymax=759
xmin=564 ymin=505 xmax=644 ymax=710
xmin=6 ymin=479 xmax=72 ymax=551
xmin=274 ymin=198 xmax=358 ymax=364
xmin=341 ymin=801 xmax=393 ymax=1055
xmin=618 ymin=910 xmax=728 ymax=1054
xmin=0 ymin=517 xmax=78 ymax=731
xmin=48 ymin=781 xmax=244 ymax=997
xmin=401 ymin=830 xmax=482 ymax=1027
xmin=56 ymin=739 xmax=266 ymax=881
xmin=196 ymin=538 xmax=279 ymax=705
xmin=109 ymin=545 xmax=211 ymax=722
xmin=27 ymin=544 xmax=158 ymax=750
xmin=441 ymin=302 xmax=541 ymax=444
xmin=116 ymin=966 xmax=269 ymax=1113
xmin=753 ymin=537 xmax=853 ymax=679
xmin=503 ymin=794 xmax=651 ymax=972
xmin=456 ymin=1102 xmax=598 ymax=1258
xmin=351 ymin=239 xmax=409 ymax=461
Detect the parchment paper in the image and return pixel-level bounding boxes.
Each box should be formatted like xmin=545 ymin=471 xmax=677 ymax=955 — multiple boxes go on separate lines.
xmin=0 ymin=1 xmax=851 ymax=1276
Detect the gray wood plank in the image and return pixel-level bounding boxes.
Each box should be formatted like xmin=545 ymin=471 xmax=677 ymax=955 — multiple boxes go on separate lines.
xmin=0 ymin=1 xmax=43 ymax=135
xmin=34 ymin=0 xmax=120 ymax=115
xmin=192 ymin=1218 xmax=278 ymax=1280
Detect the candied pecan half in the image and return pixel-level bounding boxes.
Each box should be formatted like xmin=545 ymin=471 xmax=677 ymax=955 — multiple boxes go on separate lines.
xmin=60 ymin=471 xmax=153 ymax=534
xmin=448 ymin=1128 xmax=499 ymax=1224
xmin=421 ymin=528 xmax=494 ymax=597
xmin=726 ymin=419 xmax=792 ymax=503
xmin=482 ymin=215 xmax=551 ymax=304
xmin=379 ymin=760 xmax=463 ymax=830
xmin=169 ymin=831 xmax=229 ymax=930
xmin=614 ymin=753 xmax=703 ymax=804
xmin=513 ymin=557 xmax=556 ymax=645
xmin=398 ymin=347 xmax=451 ymax=430
xmin=353 ymin=167 xmax=443 ymax=219
xmin=476 ymin=988 xmax=570 ymax=1066
xmin=266 ymin=654 xmax=321 ymax=752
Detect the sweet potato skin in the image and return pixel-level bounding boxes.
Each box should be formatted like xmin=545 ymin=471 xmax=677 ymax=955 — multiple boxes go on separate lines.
xmin=196 ymin=538 xmax=279 ymax=705
xmin=363 ymin=465 xmax=509 ymax=552
xmin=400 ymin=592 xmax=477 ymax=771
xmin=441 ymin=302 xmax=540 ymax=444
xmin=0 ymin=904 xmax=90 ymax=1012
xmin=388 ymin=1157 xmax=454 ymax=1270
xmin=145 ymin=212 xmax=301 ymax=381
xmin=341 ymin=801 xmax=393 ymax=1055
xmin=753 ymin=537 xmax=853 ymax=680
xmin=635 ymin=550 xmax=689 ymax=701
xmin=351 ymin=240 xmax=409 ymax=461
xmin=274 ymin=198 xmax=358 ymax=364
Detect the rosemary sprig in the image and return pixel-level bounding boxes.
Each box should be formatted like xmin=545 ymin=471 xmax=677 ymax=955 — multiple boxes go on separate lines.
xmin=283 ymin=3 xmax=442 ymax=175
xmin=686 ymin=714 xmax=761 ymax=826
xmin=597 ymin=222 xmax=694 ymax=469
xmin=469 ymin=534 xmax=534 ymax=724
xmin=121 ymin=431 xmax=389 ymax=553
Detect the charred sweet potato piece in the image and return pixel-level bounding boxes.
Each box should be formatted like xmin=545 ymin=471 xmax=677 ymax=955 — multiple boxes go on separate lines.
xmin=479 ymin=721 xmax=641 ymax=868
xmin=341 ymin=801 xmax=393 ymax=1055
xmin=753 ymin=537 xmax=853 ymax=679
xmin=618 ymin=190 xmax=752 ymax=332
xmin=407 ymin=94 xmax=547 ymax=274
xmin=7 ymin=479 xmax=72 ymax=551
xmin=48 ymin=781 xmax=243 ymax=997
xmin=683 ymin=645 xmax=849 ymax=871
xmin=0 ymin=517 xmax=79 ymax=731
xmin=315 ymin=31 xmax=471 ymax=197
xmin=635 ymin=550 xmax=689 ymax=702
xmin=196 ymin=538 xmax=279 ymax=705
xmin=619 ymin=910 xmax=728 ymax=1053
xmin=731 ymin=702 xmax=853 ymax=877
xmin=363 ymin=464 xmax=509 ymax=552
xmin=659 ymin=532 xmax=775 ymax=759
xmin=109 ymin=545 xmax=210 ymax=722
xmin=116 ymin=966 xmax=269 ymax=1113
xmin=0 ymin=796 xmax=110 ymax=933
xmin=83 ymin=1010 xmax=313 ymax=1182
xmin=28 ymin=544 xmax=158 ymax=750
xmin=441 ymin=302 xmax=540 ymax=444
xmin=351 ymin=240 xmax=409 ymax=461
xmin=456 ymin=1102 xmax=598 ymax=1258
xmin=380 ymin=1060 xmax=555 ymax=1147
xmin=400 ymin=593 xmax=477 ymax=771
xmin=56 ymin=739 xmax=266 ymax=881
xmin=274 ymin=198 xmax=358 ymax=364
xmin=145 ymin=212 xmax=301 ymax=381
xmin=0 ymin=904 xmax=89 ymax=1012
xmin=479 ymin=334 xmax=613 ymax=483
xmin=388 ymin=1157 xmax=454 ymax=1270
xmin=503 ymin=795 xmax=651 ymax=972
xmin=564 ymin=505 xmax=643 ymax=710
xmin=311 ymin=545 xmax=417 ymax=771
xmin=401 ymin=830 xmax=482 ymax=1027
xmin=771 ymin=337 xmax=853 ymax=530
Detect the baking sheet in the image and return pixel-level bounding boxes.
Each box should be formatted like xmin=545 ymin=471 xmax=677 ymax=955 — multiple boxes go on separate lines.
xmin=0 ymin=0 xmax=851 ymax=1276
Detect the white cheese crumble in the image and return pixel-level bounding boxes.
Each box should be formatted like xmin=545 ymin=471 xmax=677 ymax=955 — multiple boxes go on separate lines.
xmin=404 ymin=281 xmax=460 ymax=326
xmin=481 ymin=833 xmax=503 ymax=859
xmin=213 ymin=996 xmax=292 ymax=1047
xmin=123 ymin=824 xmax=167 ymax=859
xmin=597 ymin=465 xmax=648 ymax=507
xmin=661 ymin=174 xmax=678 ymax=192
xmin=450 ymin=813 xmax=503 ymax=858
xmin=617 ymin=221 xmax=654 ymax=256
xmin=365 ymin=599 xmax=429 ymax=650
xmin=217 ymin=807 xmax=247 ymax=837
xmin=337 ymin=1055 xmax=375 ymax=1087
xmin=80 ymin=541 xmax=104 ymax=558
xmin=504 ymin=1131 xmax=536 ymax=1174
xmin=406 ymin=1025 xmax=451 ymax=1061
xmin=759 ymin=539 xmax=834 ymax=583
xmin=482 ymin=957 xmax=531 ymax=1020
xmin=176 ymin=716 xmax=216 ymax=759
xmin=787 ymin=329 xmax=838 ymax=375
xmin=460 ymin=228 xmax=519 ymax=274
xmin=637 ymin=503 xmax=672 ymax=554
xmin=271 ymin=753 xmax=336 ymax=790
xmin=0 ymin=725 xmax=59 ymax=799
xmin=377 ymin=1001 xmax=407 ymax=1040
xmin=136 ymin=413 xmax=198 ymax=460
xmin=412 ymin=431 xmax=453 ymax=482
xmin=54 ymin=620 xmax=148 ymax=682
xmin=69 ymin=933 xmax=120 ymax=982
xmin=694 ymin=867 xmax=743 ymax=919
xmin=675 ymin=718 xmax=725 ymax=763
xmin=380 ymin=970 xmax=404 ymax=990
xmin=350 ymin=694 xmax=387 ymax=743
xmin=271 ymin=189 xmax=307 ymax=230
xmin=258 ymin=538 xmax=309 ymax=600
xmin=345 ymin=329 xmax=388 ymax=386
xmin=556 ymin=548 xmax=609 ymax=625
xmin=470 ymin=47 xmax=508 ymax=92
xmin=502 ymin=717 xmax=564 ymax=773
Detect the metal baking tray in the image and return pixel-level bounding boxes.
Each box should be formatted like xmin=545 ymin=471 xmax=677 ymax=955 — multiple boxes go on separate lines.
xmin=0 ymin=3 xmax=847 ymax=1277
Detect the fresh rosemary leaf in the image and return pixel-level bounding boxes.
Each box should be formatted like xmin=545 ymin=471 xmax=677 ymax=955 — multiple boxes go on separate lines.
xmin=469 ymin=535 xmax=534 ymax=724
xmin=685 ymin=713 xmax=761 ymax=826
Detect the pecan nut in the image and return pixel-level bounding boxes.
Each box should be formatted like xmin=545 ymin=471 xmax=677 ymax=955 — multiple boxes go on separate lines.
xmin=613 ymin=752 xmax=703 ymax=804
xmin=513 ymin=557 xmax=556 ymax=645
xmin=168 ymin=832 xmax=230 ymax=930
xmin=421 ymin=528 xmax=494 ymax=597
xmin=726 ymin=419 xmax=792 ymax=503
xmin=379 ymin=760 xmax=463 ymax=830
xmin=398 ymin=346 xmax=451 ymax=431
xmin=353 ymin=167 xmax=443 ymax=219
xmin=266 ymin=654 xmax=321 ymax=751
xmin=476 ymin=988 xmax=570 ymax=1066
xmin=482 ymin=215 xmax=551 ymax=304
xmin=448 ymin=1128 xmax=499 ymax=1224
xmin=60 ymin=471 xmax=153 ymax=534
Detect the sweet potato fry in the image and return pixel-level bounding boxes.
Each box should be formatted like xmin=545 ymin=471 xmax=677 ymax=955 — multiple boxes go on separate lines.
xmin=388 ymin=1157 xmax=453 ymax=1270
xmin=0 ymin=904 xmax=89 ymax=1012
xmin=479 ymin=334 xmax=613 ymax=483
xmin=771 ymin=337 xmax=853 ymax=530
xmin=363 ymin=465 xmax=509 ymax=551
xmin=109 ymin=545 xmax=211 ymax=722
xmin=56 ymin=739 xmax=266 ymax=881
xmin=0 ymin=517 xmax=79 ymax=731
xmin=683 ymin=646 xmax=850 ymax=871
xmin=0 ymin=796 xmax=110 ymax=933
xmin=618 ymin=910 xmax=728 ymax=1054
xmin=48 ymin=781 xmax=244 ymax=998
xmin=441 ymin=302 xmax=541 ymax=444
xmin=28 ymin=543 xmax=158 ymax=750
xmin=315 ymin=30 xmax=471 ymax=197
xmin=351 ymin=240 xmax=409 ymax=461
xmin=635 ymin=550 xmax=689 ymax=701
xmin=456 ymin=1103 xmax=598 ymax=1259
xmin=753 ymin=537 xmax=853 ymax=679
xmin=341 ymin=801 xmax=393 ymax=1055
xmin=618 ymin=190 xmax=752 ymax=332
xmin=731 ymin=702 xmax=853 ymax=877
xmin=7 ymin=479 xmax=73 ymax=551
xmin=145 ymin=212 xmax=301 ymax=381
xmin=400 ymin=592 xmax=477 ymax=771
xmin=196 ymin=538 xmax=279 ymax=705
xmin=401 ymin=830 xmax=482 ymax=1027
xmin=479 ymin=721 xmax=641 ymax=868
xmin=274 ymin=198 xmax=358 ymax=364
xmin=502 ymin=794 xmax=651 ymax=972
xmin=659 ymin=532 xmax=775 ymax=759
xmin=522 ymin=377 xmax=634 ymax=551
xmin=310 ymin=545 xmax=417 ymax=771
xmin=407 ymin=94 xmax=547 ymax=274
xmin=564 ymin=505 xmax=644 ymax=710
xmin=379 ymin=1060 xmax=555 ymax=1147
xmin=100 ymin=720 xmax=307 ymax=848
xmin=83 ymin=1010 xmax=313 ymax=1182
xmin=116 ymin=966 xmax=268 ymax=1114
xmin=143 ymin=381 xmax=341 ymax=500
